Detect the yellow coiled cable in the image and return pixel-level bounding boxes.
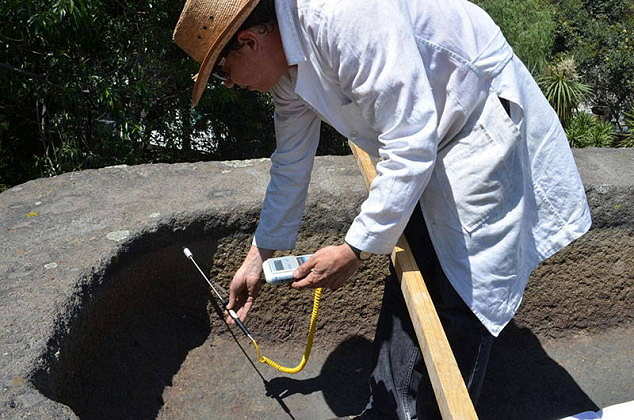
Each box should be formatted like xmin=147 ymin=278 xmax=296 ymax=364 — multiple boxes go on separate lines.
xmin=248 ymin=287 xmax=323 ymax=374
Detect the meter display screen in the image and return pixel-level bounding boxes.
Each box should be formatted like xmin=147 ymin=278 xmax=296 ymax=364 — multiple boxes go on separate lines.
xmin=264 ymin=255 xmax=313 ymax=284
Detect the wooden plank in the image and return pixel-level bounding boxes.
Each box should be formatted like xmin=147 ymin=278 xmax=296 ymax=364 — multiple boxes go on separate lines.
xmin=348 ymin=141 xmax=478 ymax=420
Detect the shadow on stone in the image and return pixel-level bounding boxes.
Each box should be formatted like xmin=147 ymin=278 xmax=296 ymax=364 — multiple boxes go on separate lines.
xmin=479 ymin=322 xmax=600 ymax=419
xmin=264 ymin=324 xmax=600 ymax=420
xmin=264 ymin=335 xmax=374 ymax=417
xmin=30 ymin=235 xmax=221 ymax=419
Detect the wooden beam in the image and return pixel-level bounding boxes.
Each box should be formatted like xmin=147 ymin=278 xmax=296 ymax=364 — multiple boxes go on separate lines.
xmin=348 ymin=141 xmax=478 ymax=420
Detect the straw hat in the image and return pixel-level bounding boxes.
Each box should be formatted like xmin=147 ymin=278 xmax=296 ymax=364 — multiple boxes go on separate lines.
xmin=173 ymin=0 xmax=260 ymax=106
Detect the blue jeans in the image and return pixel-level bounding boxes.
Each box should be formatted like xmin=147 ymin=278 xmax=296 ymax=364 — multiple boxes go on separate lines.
xmin=363 ymin=204 xmax=495 ymax=419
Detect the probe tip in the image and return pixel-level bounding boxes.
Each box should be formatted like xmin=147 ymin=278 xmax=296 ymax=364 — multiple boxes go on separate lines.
xmin=183 ymin=248 xmax=193 ymax=258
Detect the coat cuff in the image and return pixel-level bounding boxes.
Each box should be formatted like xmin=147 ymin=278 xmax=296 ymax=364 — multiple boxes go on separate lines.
xmin=344 ymin=221 xmax=396 ymax=255
xmin=252 ymin=231 xmax=296 ymax=251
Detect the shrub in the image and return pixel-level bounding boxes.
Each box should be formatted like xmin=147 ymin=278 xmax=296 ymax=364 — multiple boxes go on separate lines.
xmin=0 ymin=0 xmax=349 ymax=189
xmin=538 ymin=56 xmax=592 ymax=126
xmin=552 ymin=0 xmax=634 ymax=126
xmin=621 ymin=109 xmax=634 ymax=147
xmin=474 ymin=0 xmax=555 ymax=75
xmin=565 ymin=112 xmax=615 ymax=148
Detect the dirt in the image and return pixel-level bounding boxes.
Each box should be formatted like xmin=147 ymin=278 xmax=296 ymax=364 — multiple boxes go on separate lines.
xmin=208 ymin=231 xmax=389 ymax=346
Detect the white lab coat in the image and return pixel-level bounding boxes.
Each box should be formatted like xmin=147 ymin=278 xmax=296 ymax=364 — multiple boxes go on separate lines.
xmin=253 ymin=0 xmax=591 ymax=336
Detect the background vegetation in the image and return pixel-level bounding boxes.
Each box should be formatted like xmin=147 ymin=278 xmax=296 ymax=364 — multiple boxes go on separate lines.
xmin=1 ymin=0 xmax=633 ymax=190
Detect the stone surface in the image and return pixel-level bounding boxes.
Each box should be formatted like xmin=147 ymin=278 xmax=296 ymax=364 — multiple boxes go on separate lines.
xmin=153 ymin=324 xmax=634 ymax=419
xmin=0 ymin=150 xmax=632 ymax=419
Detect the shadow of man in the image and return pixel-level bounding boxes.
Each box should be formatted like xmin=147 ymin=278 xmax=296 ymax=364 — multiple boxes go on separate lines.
xmin=479 ymin=322 xmax=600 ymax=420
xmin=264 ymin=323 xmax=600 ymax=420
xmin=265 ymin=335 xmax=375 ymax=417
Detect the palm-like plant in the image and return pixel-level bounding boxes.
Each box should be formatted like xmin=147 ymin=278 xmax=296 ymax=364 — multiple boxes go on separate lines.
xmin=539 ymin=56 xmax=592 ymax=126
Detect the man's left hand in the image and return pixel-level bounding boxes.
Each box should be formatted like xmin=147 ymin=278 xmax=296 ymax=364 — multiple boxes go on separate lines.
xmin=291 ymin=244 xmax=362 ymax=290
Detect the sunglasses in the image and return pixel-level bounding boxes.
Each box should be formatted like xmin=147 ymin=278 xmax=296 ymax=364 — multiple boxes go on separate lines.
xmin=212 ymin=57 xmax=228 ymax=82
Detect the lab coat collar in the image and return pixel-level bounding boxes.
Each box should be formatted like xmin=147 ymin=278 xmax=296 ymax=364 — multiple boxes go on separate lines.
xmin=275 ymin=0 xmax=307 ymax=66
xmin=274 ymin=0 xmax=334 ymax=120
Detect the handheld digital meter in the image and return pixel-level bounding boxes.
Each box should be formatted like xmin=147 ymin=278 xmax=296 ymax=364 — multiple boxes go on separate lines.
xmin=263 ymin=254 xmax=313 ymax=285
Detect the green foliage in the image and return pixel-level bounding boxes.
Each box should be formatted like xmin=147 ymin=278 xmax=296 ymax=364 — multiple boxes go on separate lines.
xmin=0 ymin=0 xmax=348 ymax=189
xmin=582 ymin=0 xmax=631 ymax=23
xmin=0 ymin=0 xmax=346 ymax=189
xmin=565 ymin=112 xmax=615 ymax=148
xmin=1 ymin=0 xmax=631 ymax=189
xmin=551 ymin=0 xmax=634 ymax=126
xmin=538 ymin=56 xmax=591 ymax=126
xmin=622 ymin=109 xmax=634 ymax=148
xmin=473 ymin=0 xmax=555 ymax=75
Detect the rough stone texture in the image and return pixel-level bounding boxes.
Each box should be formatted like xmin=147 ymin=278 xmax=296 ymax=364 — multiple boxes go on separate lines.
xmin=514 ymin=148 xmax=634 ymax=337
xmin=150 ymin=324 xmax=634 ymax=419
xmin=0 ymin=150 xmax=632 ymax=418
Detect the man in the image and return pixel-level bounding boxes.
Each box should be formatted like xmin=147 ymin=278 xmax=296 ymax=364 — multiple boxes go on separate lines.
xmin=173 ymin=0 xmax=591 ymax=418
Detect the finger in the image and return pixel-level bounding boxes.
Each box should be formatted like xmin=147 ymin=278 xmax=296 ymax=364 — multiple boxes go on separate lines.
xmin=225 ymin=310 xmax=234 ymax=324
xmin=225 ymin=298 xmax=242 ymax=324
xmin=291 ymin=273 xmax=321 ymax=289
xmin=226 ymin=292 xmax=244 ymax=324
xmin=236 ymin=298 xmax=253 ymax=322
xmin=226 ymin=303 xmax=243 ymax=325
xmin=227 ymin=291 xmax=236 ymax=310
xmin=227 ymin=277 xmax=243 ymax=310
xmin=294 ymin=257 xmax=318 ymax=279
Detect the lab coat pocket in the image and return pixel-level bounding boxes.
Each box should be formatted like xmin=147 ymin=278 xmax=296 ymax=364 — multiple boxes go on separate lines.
xmin=434 ymin=98 xmax=523 ymax=234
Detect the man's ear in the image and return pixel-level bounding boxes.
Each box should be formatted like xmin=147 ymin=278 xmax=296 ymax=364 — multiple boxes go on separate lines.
xmin=235 ymin=29 xmax=258 ymax=51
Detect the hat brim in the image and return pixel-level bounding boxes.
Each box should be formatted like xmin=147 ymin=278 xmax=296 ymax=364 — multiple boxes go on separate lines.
xmin=191 ymin=0 xmax=260 ymax=106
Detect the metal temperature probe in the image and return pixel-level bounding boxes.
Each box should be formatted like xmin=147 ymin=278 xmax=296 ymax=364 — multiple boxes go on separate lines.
xmin=183 ymin=248 xmax=254 ymax=341
xmin=183 ymin=247 xmax=322 ymax=375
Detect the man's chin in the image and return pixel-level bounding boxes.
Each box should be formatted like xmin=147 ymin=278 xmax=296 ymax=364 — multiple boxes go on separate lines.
xmin=246 ymin=85 xmax=265 ymax=93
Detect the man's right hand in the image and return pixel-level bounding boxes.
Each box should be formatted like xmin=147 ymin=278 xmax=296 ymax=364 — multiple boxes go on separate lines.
xmin=226 ymin=245 xmax=274 ymax=324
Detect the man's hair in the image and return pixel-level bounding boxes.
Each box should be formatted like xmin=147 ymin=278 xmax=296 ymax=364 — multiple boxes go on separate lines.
xmin=221 ymin=0 xmax=277 ymax=55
